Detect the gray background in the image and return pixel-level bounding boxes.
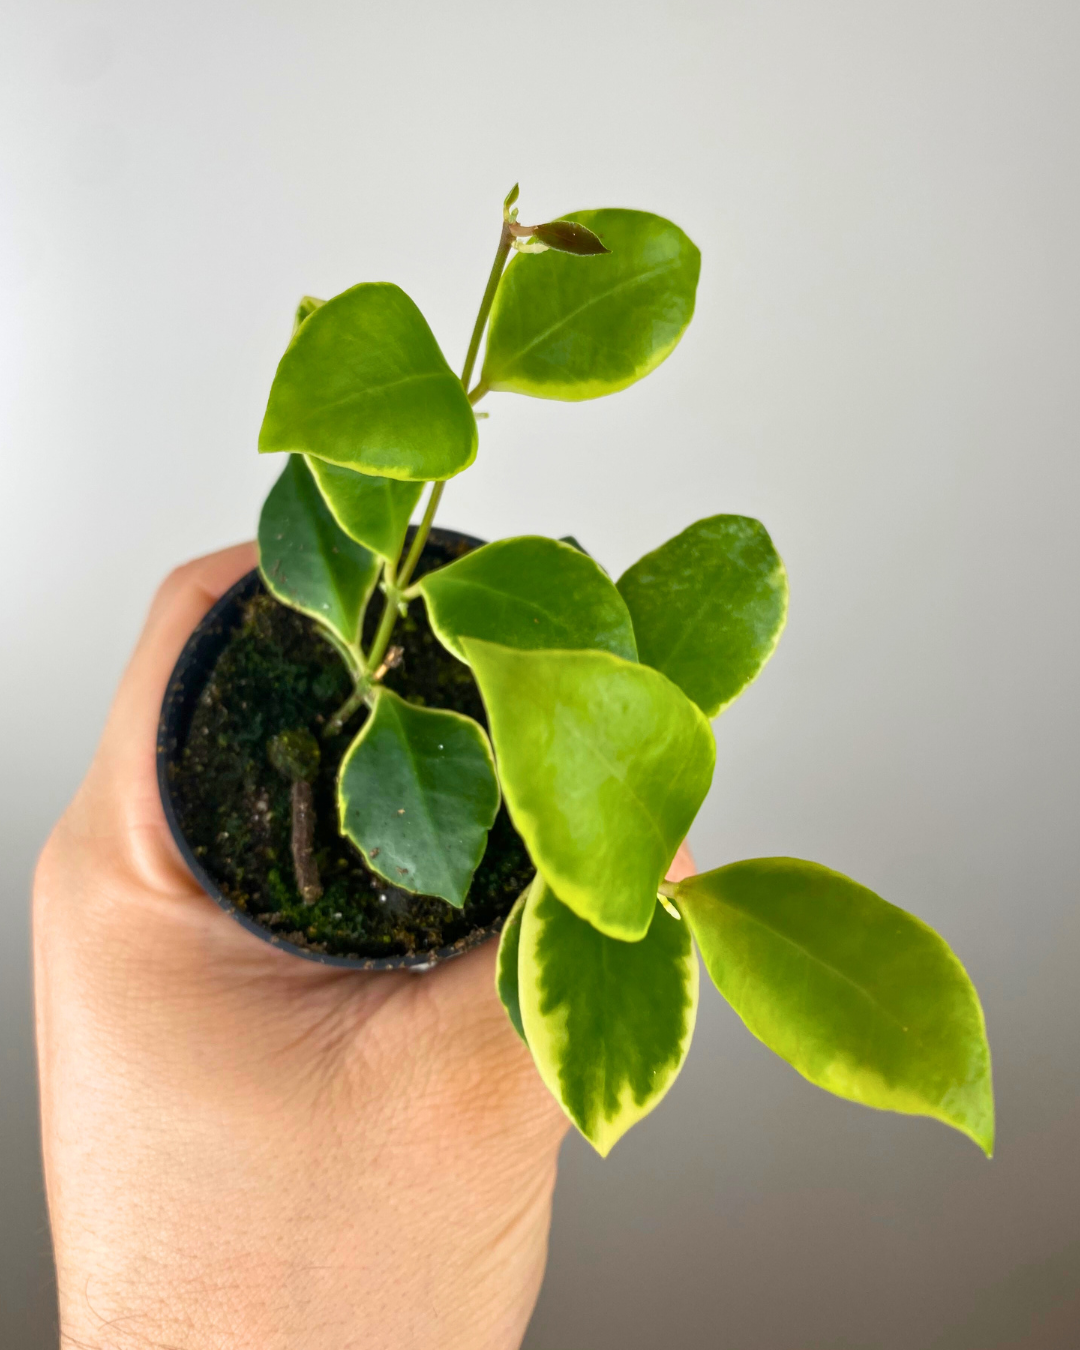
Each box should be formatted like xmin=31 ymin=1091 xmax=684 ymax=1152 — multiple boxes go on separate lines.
xmin=2 ymin=2 xmax=1078 ymax=1345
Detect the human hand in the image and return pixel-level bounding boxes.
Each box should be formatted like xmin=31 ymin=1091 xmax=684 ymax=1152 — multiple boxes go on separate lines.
xmin=34 ymin=543 xmax=695 ymax=1350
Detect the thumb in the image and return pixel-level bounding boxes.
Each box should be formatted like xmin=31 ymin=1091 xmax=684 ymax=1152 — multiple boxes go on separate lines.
xmin=73 ymin=543 xmax=258 ymax=880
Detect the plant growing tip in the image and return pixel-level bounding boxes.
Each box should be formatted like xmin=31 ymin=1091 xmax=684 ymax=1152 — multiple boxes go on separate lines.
xmin=235 ymin=181 xmax=995 ymax=1156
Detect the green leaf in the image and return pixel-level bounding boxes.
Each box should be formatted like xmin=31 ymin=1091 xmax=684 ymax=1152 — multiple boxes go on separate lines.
xmin=674 ymin=859 xmax=994 ymax=1154
xmin=495 ymin=887 xmax=530 ymax=1043
xmin=519 ymin=875 xmax=698 ymax=1155
xmin=463 ymin=640 xmax=715 ymax=941
xmin=618 ymin=515 xmax=788 ymax=718
xmin=306 ymin=456 xmax=424 ymax=562
xmin=257 ymin=455 xmax=379 ymax=661
xmin=417 ymin=536 xmax=637 ymax=664
xmin=481 ymin=209 xmax=700 ymax=401
xmin=260 ymin=282 xmax=478 ymax=481
xmin=337 ymin=687 xmax=500 ymax=907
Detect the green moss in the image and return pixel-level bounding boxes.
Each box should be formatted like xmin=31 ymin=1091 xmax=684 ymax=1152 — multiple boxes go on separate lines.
xmin=171 ymin=535 xmax=534 ymax=960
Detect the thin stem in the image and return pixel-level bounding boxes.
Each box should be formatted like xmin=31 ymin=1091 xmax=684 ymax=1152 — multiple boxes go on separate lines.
xmin=291 ymin=780 xmax=323 ymax=904
xmin=460 ymin=218 xmax=512 ymax=395
xmin=398 ymin=481 xmax=445 ymax=589
xmin=363 ymin=479 xmax=443 ymax=677
xmin=323 ymin=683 xmax=369 ymax=738
xmin=348 ymin=192 xmax=516 ymax=695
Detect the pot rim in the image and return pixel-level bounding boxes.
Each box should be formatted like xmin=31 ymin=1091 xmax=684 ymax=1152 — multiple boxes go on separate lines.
xmin=156 ymin=528 xmax=511 ymax=972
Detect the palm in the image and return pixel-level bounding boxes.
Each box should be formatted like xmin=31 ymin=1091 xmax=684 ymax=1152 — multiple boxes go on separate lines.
xmin=35 ymin=545 xmax=566 ymax=1350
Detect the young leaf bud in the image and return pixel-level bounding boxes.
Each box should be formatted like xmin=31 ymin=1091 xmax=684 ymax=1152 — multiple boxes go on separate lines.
xmin=532 ymin=219 xmax=610 ymax=256
xmin=292 ymin=295 xmax=326 ymax=335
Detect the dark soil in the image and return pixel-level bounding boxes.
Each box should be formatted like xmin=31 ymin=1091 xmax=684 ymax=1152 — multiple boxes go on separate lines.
xmin=170 ymin=534 xmax=535 ymax=961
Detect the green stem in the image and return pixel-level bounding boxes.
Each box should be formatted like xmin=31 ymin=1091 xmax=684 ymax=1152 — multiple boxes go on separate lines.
xmin=460 ymin=217 xmax=513 ymax=394
xmin=398 ymin=481 xmax=444 ymax=586
xmin=324 ymin=682 xmax=370 ymax=738
xmin=364 ymin=478 xmax=443 ymax=675
xmin=355 ymin=195 xmax=515 ymax=688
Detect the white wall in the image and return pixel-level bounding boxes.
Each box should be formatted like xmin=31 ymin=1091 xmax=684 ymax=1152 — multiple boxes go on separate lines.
xmin=2 ymin=2 xmax=1078 ymax=1345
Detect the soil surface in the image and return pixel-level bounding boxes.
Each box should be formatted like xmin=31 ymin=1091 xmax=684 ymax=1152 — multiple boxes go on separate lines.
xmin=170 ymin=534 xmax=535 ymax=961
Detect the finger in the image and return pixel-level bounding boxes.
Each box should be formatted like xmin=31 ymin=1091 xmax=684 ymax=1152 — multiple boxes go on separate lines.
xmin=74 ymin=543 xmax=257 ymax=867
xmin=666 ymin=839 xmax=696 ymax=882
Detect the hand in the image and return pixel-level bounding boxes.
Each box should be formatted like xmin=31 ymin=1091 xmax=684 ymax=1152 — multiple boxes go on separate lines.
xmin=34 ymin=543 xmax=696 ymax=1350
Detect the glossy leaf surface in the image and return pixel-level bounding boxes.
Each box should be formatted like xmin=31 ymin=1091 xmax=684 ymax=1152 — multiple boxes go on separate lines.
xmin=418 ymin=536 xmax=637 ymax=664
xmin=257 ymin=455 xmax=378 ymax=659
xmin=520 ymin=876 xmax=698 ymax=1155
xmin=306 ymin=456 xmax=423 ymax=562
xmin=675 ymin=859 xmax=994 ymax=1153
xmin=260 ymin=282 xmax=477 ymax=481
xmin=464 ymin=640 xmax=715 ymax=941
xmin=482 ymin=209 xmax=700 ymax=401
xmin=338 ymin=688 xmax=499 ymax=907
xmin=495 ymin=886 xmax=529 ymax=1043
xmin=618 ymin=515 xmax=788 ymax=717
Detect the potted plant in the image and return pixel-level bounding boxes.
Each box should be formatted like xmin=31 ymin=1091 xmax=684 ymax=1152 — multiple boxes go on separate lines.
xmin=159 ymin=186 xmax=993 ymax=1159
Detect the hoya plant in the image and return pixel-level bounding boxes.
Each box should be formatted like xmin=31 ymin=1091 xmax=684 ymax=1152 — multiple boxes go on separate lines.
xmin=254 ymin=187 xmax=993 ymax=1157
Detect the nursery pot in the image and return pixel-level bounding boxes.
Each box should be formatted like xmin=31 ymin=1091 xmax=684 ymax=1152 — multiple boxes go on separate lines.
xmin=157 ymin=526 xmax=532 ymax=971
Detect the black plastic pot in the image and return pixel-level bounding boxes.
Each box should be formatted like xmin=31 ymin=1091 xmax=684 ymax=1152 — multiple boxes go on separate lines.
xmin=156 ymin=526 xmax=510 ymax=972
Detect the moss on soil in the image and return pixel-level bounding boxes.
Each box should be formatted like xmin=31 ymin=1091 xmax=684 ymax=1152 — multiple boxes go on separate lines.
xmin=170 ymin=535 xmax=535 ymax=961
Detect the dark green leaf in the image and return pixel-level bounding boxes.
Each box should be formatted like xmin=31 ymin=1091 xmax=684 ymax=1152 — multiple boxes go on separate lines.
xmin=257 ymin=455 xmax=379 ymax=662
xmin=495 ymin=888 xmax=529 ymax=1043
xmin=337 ymin=688 xmax=500 ymax=907
xmin=260 ymin=282 xmax=477 ymax=481
xmin=463 ymin=640 xmax=715 ymax=941
xmin=306 ymin=456 xmax=423 ymax=562
xmin=532 ymin=219 xmax=610 ymax=256
xmin=481 ymin=209 xmax=700 ymax=401
xmin=519 ymin=875 xmax=698 ymax=1154
xmin=618 ymin=515 xmax=788 ymax=717
xmin=418 ymin=535 xmax=637 ymax=664
xmin=674 ymin=859 xmax=994 ymax=1154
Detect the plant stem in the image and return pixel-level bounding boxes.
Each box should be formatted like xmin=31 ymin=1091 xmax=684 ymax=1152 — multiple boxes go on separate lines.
xmin=291 ymin=779 xmax=323 ymax=903
xmin=399 ymin=480 xmax=445 ymax=585
xmin=344 ymin=193 xmax=516 ymax=702
xmin=323 ymin=683 xmax=369 ymax=737
xmin=460 ymin=216 xmax=513 ymax=394
xmin=363 ymin=479 xmax=443 ymax=675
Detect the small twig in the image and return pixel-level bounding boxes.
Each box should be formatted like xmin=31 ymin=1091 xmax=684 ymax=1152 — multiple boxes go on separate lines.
xmin=372 ymin=644 xmax=404 ymax=683
xmin=290 ymin=780 xmax=322 ymax=904
xmin=268 ymin=730 xmax=323 ymax=905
